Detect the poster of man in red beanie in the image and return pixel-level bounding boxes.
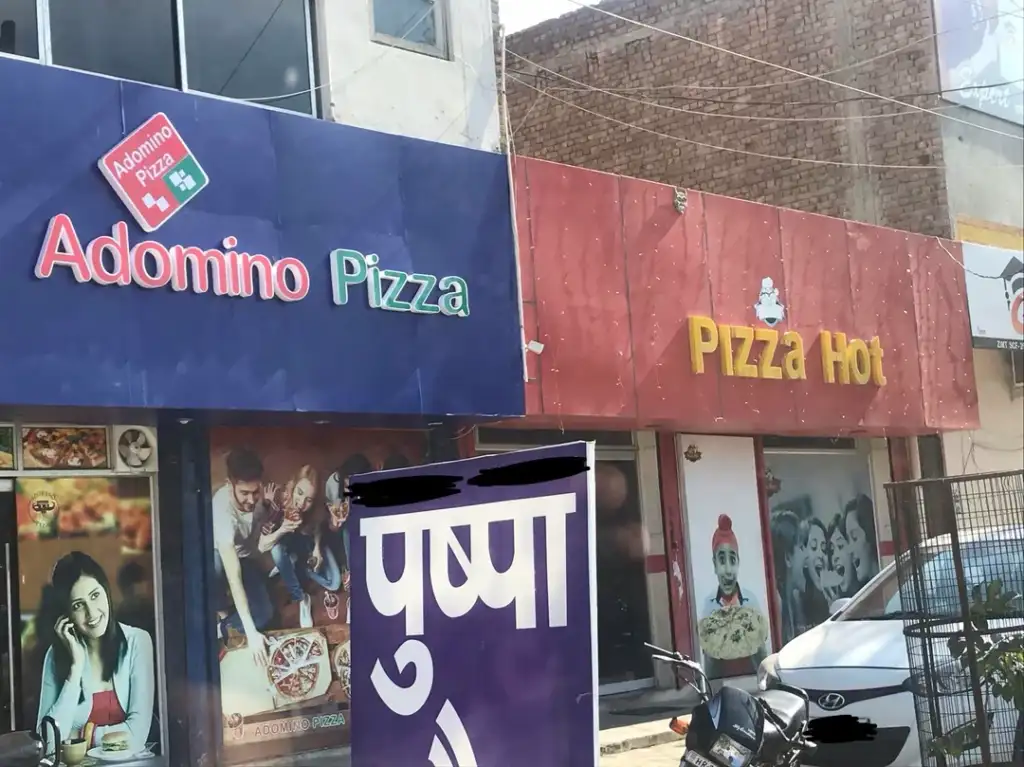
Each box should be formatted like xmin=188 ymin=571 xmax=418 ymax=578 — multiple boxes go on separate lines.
xmin=696 ymin=514 xmax=770 ymax=679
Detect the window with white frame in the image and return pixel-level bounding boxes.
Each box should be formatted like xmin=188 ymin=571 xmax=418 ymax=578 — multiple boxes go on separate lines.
xmin=0 ymin=0 xmax=38 ymax=58
xmin=371 ymin=0 xmax=449 ymax=59
xmin=0 ymin=0 xmax=318 ymax=115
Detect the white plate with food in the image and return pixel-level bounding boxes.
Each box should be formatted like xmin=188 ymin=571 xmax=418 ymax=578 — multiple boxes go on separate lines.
xmin=85 ymin=733 xmax=154 ymax=763
xmin=85 ymin=748 xmax=155 ymax=764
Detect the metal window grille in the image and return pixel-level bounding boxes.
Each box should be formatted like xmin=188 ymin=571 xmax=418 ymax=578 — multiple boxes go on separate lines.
xmin=885 ymin=470 xmax=1024 ymax=767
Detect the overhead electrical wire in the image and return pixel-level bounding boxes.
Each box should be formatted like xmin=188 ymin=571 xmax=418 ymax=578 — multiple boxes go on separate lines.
xmin=558 ymin=0 xmax=1024 ymax=141
xmin=228 ymin=2 xmax=1021 ymax=118
xmin=507 ymin=73 xmax=1024 ymax=170
xmin=511 ymin=65 xmax=1023 ymax=108
xmin=507 ymin=51 xmax=1012 ymax=123
xmin=510 ymin=7 xmax=1022 ymax=94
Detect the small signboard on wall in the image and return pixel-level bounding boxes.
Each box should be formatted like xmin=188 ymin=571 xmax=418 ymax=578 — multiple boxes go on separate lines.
xmin=961 ymin=242 xmax=1024 ymax=351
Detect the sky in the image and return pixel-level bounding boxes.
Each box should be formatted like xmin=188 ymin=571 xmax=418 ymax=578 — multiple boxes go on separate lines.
xmin=499 ymin=0 xmax=601 ymax=34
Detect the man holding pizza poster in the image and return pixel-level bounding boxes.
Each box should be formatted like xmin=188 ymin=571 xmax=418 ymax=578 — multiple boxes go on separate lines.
xmin=697 ymin=514 xmax=770 ymax=679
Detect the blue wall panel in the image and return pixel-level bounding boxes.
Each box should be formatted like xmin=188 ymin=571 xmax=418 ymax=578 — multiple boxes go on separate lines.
xmin=0 ymin=58 xmax=524 ymax=418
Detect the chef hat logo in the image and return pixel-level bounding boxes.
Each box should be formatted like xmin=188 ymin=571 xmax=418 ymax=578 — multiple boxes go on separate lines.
xmin=754 ymin=277 xmax=786 ymax=327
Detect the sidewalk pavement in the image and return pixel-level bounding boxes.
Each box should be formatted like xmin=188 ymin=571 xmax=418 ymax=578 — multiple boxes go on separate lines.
xmin=244 ymin=717 xmax=687 ymax=767
xmin=602 ymin=741 xmax=685 ymax=766
xmin=244 ymin=687 xmax=695 ymax=766
xmin=599 ymin=718 xmax=685 ymax=755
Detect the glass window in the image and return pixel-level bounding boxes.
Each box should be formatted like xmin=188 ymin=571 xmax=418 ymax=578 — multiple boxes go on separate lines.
xmin=762 ymin=436 xmax=856 ymax=450
xmin=0 ymin=0 xmax=38 ymax=59
xmin=594 ymin=459 xmax=652 ymax=685
xmin=372 ymin=0 xmax=447 ymax=57
xmin=476 ymin=436 xmax=653 ymax=686
xmin=48 ymin=0 xmax=177 ymax=87
xmin=841 ymin=536 xmax=1024 ymax=621
xmin=476 ymin=427 xmax=634 ymax=448
xmin=182 ymin=0 xmax=315 ymax=115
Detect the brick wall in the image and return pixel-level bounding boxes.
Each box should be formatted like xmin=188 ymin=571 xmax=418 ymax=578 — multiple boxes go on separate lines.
xmin=505 ymin=0 xmax=950 ymax=237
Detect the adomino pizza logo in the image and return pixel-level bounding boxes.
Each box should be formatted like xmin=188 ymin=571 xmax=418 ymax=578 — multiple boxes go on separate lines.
xmin=98 ymin=112 xmax=209 ymax=233
xmin=1002 ymin=254 xmax=1024 ymax=335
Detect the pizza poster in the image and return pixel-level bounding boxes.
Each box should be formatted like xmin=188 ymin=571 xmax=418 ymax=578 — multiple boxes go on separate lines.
xmin=206 ymin=426 xmax=425 ymax=763
xmin=349 ymin=442 xmax=600 ymax=767
xmin=679 ymin=435 xmax=773 ymax=680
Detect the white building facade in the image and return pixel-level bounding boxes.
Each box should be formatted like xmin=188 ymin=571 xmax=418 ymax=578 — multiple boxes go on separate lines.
xmin=0 ymin=0 xmax=501 ymax=151
xmin=932 ymin=0 xmax=1023 ymax=478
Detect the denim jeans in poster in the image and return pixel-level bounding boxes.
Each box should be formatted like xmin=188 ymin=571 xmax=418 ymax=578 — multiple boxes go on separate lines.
xmin=271 ymin=532 xmax=342 ymax=600
xmin=212 ymin=549 xmax=273 ymax=635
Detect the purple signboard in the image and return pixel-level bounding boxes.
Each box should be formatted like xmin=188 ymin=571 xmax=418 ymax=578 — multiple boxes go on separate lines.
xmin=349 ymin=442 xmax=598 ymax=767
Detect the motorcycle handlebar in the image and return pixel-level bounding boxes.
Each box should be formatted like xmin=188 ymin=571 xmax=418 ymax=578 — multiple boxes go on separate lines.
xmin=646 ymin=643 xmax=710 ymax=699
xmin=645 ymin=644 xmax=701 ymax=670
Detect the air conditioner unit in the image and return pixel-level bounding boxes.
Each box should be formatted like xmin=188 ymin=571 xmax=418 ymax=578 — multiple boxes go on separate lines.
xmin=113 ymin=426 xmax=158 ymax=472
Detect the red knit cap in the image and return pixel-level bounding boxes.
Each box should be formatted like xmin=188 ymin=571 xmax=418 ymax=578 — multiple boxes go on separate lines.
xmin=711 ymin=514 xmax=738 ymax=553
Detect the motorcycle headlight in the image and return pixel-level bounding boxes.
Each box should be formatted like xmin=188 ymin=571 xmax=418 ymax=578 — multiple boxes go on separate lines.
xmin=757 ymin=653 xmax=781 ymax=691
xmin=710 ymin=733 xmax=754 ymax=766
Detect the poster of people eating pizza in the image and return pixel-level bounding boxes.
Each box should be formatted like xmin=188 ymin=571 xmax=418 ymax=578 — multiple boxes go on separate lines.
xmin=207 ymin=426 xmax=425 ymax=762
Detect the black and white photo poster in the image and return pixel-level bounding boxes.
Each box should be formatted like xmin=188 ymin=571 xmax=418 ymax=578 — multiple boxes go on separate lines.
xmin=764 ymin=451 xmax=879 ymax=645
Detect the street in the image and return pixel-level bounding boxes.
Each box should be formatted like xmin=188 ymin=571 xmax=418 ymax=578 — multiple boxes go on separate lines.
xmin=601 ymin=743 xmax=684 ymax=767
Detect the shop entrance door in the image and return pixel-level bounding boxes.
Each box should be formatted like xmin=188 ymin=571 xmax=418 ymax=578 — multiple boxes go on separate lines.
xmin=0 ymin=479 xmax=24 ymax=734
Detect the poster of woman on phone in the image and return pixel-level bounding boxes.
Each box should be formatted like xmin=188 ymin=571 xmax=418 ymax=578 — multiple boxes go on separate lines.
xmin=15 ymin=476 xmax=160 ymax=760
xmin=207 ymin=426 xmax=423 ymax=764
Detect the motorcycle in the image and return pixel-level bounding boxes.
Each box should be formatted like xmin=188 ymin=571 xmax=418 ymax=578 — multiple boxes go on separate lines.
xmin=647 ymin=643 xmax=815 ymax=767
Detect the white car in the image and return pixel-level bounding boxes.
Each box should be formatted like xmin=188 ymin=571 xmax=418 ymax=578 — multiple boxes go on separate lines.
xmin=756 ymin=526 xmax=1023 ymax=767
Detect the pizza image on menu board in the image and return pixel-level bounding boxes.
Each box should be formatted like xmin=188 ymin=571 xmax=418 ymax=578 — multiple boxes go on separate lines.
xmin=21 ymin=427 xmax=110 ymax=469
xmin=0 ymin=426 xmax=14 ymax=469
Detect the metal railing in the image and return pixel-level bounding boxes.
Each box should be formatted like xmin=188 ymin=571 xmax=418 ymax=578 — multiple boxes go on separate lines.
xmin=885 ymin=470 xmax=1024 ymax=767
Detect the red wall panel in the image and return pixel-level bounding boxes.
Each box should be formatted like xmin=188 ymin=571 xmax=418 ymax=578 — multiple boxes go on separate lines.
xmin=705 ymin=195 xmax=796 ymax=433
xmin=525 ymin=162 xmax=637 ymax=419
xmin=910 ymin=236 xmax=978 ymax=430
xmin=781 ymin=209 xmax=857 ymax=431
xmin=846 ymin=223 xmax=925 ymax=432
xmin=514 ymin=157 xmax=979 ymax=435
xmin=513 ymin=158 xmax=537 ymax=305
xmin=620 ymin=179 xmax=719 ymax=425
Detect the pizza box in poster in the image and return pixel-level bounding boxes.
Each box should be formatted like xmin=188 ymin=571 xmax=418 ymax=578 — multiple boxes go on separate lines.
xmin=220 ymin=629 xmax=331 ymax=718
xmin=268 ymin=631 xmax=331 ymax=708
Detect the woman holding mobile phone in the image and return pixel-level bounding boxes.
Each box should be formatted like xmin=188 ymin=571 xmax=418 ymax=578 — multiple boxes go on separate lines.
xmin=37 ymin=551 xmax=155 ymax=756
